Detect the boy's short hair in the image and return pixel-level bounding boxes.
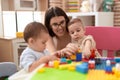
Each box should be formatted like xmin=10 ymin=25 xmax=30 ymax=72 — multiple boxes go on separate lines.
xmin=67 ymin=18 xmax=84 ymax=32
xmin=24 ymin=22 xmax=48 ymax=43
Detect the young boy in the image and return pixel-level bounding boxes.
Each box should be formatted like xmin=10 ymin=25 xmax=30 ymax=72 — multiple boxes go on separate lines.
xmin=20 ymin=22 xmax=58 ymax=72
xmin=66 ymin=18 xmax=101 ymax=58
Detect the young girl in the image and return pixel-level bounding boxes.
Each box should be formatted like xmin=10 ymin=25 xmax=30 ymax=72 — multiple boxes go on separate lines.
xmin=66 ymin=18 xmax=101 ymax=58
xmin=20 ymin=22 xmax=58 ymax=72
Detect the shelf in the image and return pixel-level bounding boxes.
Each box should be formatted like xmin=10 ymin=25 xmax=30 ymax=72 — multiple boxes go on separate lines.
xmin=67 ymin=12 xmax=114 ymax=26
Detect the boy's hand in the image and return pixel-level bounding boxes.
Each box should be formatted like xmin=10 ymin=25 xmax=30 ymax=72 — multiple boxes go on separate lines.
xmin=40 ymin=55 xmax=58 ymax=63
xmin=82 ymin=48 xmax=91 ymax=59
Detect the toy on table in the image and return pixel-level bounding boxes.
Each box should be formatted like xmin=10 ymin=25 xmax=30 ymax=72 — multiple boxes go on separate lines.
xmin=31 ymin=50 xmax=120 ymax=80
xmin=105 ymin=60 xmax=112 ymax=73
xmin=70 ymin=49 xmax=82 ymax=61
xmin=31 ymin=57 xmax=120 ymax=80
xmin=82 ymin=49 xmax=96 ymax=62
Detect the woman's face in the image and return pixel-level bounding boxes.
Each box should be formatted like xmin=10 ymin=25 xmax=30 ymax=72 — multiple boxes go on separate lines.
xmin=50 ymin=16 xmax=66 ymax=37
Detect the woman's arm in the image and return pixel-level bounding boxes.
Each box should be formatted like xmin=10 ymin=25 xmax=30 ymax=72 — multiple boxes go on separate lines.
xmin=46 ymin=36 xmax=56 ymax=54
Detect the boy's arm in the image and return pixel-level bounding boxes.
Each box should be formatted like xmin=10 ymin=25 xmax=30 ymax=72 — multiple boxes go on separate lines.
xmin=29 ymin=55 xmax=58 ymax=72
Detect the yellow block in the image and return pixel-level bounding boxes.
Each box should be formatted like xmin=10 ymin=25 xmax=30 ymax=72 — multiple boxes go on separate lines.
xmin=68 ymin=66 xmax=75 ymax=71
xmin=16 ymin=32 xmax=23 ymax=38
xmin=53 ymin=60 xmax=60 ymax=68
xmin=70 ymin=54 xmax=76 ymax=60
xmin=37 ymin=68 xmax=45 ymax=73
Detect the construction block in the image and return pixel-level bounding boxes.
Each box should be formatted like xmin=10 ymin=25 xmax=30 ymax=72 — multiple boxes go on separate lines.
xmin=53 ymin=60 xmax=60 ymax=68
xmin=76 ymin=62 xmax=88 ymax=74
xmin=70 ymin=54 xmax=76 ymax=60
xmin=115 ymin=57 xmax=120 ymax=63
xmin=95 ymin=58 xmax=101 ymax=65
xmin=48 ymin=61 xmax=54 ymax=67
xmin=88 ymin=60 xmax=95 ymax=69
xmin=59 ymin=64 xmax=69 ymax=70
xmin=37 ymin=68 xmax=45 ymax=73
xmin=89 ymin=49 xmax=95 ymax=59
xmin=76 ymin=50 xmax=82 ymax=61
xmin=68 ymin=66 xmax=75 ymax=71
xmin=60 ymin=57 xmax=67 ymax=63
xmin=67 ymin=59 xmax=72 ymax=64
xmin=76 ymin=53 xmax=82 ymax=61
xmin=105 ymin=66 xmax=112 ymax=73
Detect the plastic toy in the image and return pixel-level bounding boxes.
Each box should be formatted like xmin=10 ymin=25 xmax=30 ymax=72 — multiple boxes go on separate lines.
xmin=88 ymin=60 xmax=95 ymax=69
xmin=70 ymin=49 xmax=82 ymax=61
xmin=76 ymin=50 xmax=82 ymax=61
xmin=76 ymin=62 xmax=88 ymax=74
xmin=60 ymin=57 xmax=67 ymax=63
xmin=53 ymin=60 xmax=60 ymax=68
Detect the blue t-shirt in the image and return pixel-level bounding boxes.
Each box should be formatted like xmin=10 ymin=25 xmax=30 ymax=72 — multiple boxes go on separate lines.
xmin=19 ymin=47 xmax=50 ymax=71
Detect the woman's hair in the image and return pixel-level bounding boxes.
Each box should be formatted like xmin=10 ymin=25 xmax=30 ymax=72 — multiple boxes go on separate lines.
xmin=67 ymin=18 xmax=84 ymax=32
xmin=44 ymin=6 xmax=70 ymax=37
xmin=24 ymin=21 xmax=48 ymax=43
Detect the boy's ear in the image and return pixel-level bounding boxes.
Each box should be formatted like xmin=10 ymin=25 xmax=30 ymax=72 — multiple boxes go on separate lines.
xmin=84 ymin=27 xmax=86 ymax=31
xmin=28 ymin=38 xmax=34 ymax=44
xmin=83 ymin=27 xmax=86 ymax=33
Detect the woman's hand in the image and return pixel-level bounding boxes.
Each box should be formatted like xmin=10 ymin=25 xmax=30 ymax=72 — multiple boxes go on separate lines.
xmin=54 ymin=43 xmax=79 ymax=58
xmin=65 ymin=43 xmax=79 ymax=54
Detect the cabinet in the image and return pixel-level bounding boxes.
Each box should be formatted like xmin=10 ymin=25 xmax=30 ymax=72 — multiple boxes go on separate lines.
xmin=67 ymin=12 xmax=114 ymax=26
xmin=1 ymin=0 xmax=48 ymax=11
xmin=0 ymin=37 xmax=27 ymax=69
xmin=14 ymin=0 xmax=37 ymax=11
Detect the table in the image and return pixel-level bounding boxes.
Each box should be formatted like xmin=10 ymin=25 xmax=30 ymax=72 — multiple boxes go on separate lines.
xmin=8 ymin=58 xmax=120 ymax=80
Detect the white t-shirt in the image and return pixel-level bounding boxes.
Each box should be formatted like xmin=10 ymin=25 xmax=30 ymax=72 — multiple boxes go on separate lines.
xmin=19 ymin=47 xmax=50 ymax=72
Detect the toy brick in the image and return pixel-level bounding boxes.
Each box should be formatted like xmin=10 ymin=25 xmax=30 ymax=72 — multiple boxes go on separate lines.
xmin=76 ymin=62 xmax=88 ymax=74
xmin=60 ymin=57 xmax=67 ymax=63
xmin=53 ymin=60 xmax=60 ymax=68
xmin=76 ymin=52 xmax=82 ymax=61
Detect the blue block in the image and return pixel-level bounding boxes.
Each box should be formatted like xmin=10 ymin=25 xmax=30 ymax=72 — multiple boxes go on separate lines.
xmin=60 ymin=57 xmax=67 ymax=63
xmin=105 ymin=66 xmax=112 ymax=72
xmin=114 ymin=58 xmax=120 ymax=63
xmin=76 ymin=62 xmax=88 ymax=74
xmin=76 ymin=53 xmax=82 ymax=61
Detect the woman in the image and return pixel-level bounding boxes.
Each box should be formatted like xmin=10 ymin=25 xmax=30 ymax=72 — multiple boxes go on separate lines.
xmin=44 ymin=6 xmax=78 ymax=55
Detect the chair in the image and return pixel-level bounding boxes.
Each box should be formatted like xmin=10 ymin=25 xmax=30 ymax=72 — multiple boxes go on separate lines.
xmin=85 ymin=26 xmax=120 ymax=57
xmin=0 ymin=62 xmax=17 ymax=79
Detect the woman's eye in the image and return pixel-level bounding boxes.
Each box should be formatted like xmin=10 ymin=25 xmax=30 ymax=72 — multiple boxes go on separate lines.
xmin=70 ymin=32 xmax=74 ymax=34
xmin=52 ymin=23 xmax=58 ymax=27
